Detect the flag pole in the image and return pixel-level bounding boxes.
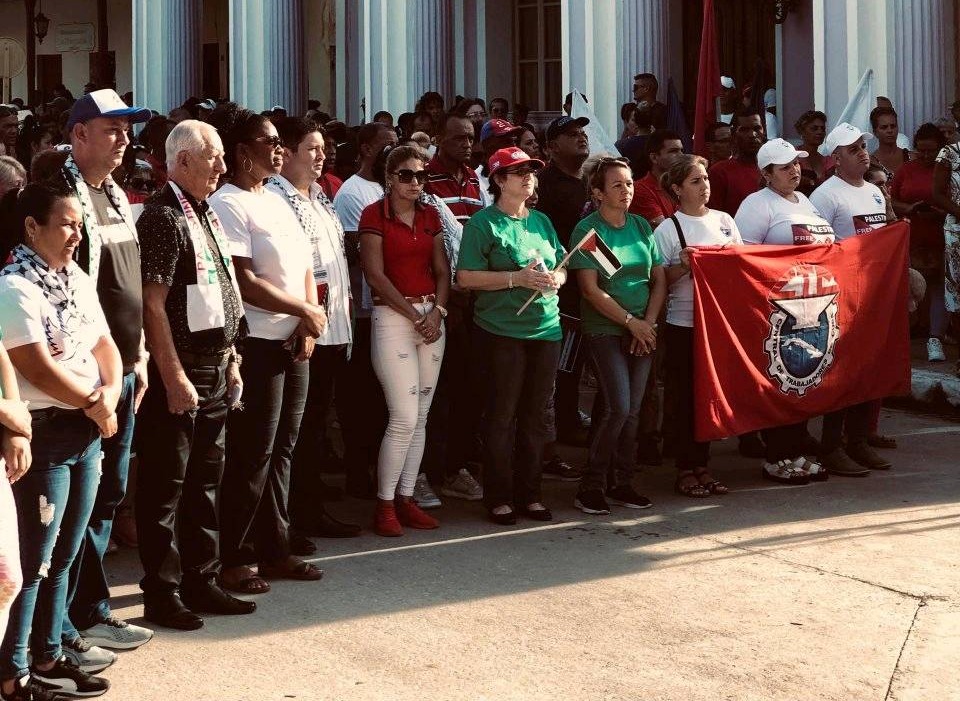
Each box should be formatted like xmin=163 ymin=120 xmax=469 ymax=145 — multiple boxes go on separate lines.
xmin=515 ymin=233 xmax=593 ymax=316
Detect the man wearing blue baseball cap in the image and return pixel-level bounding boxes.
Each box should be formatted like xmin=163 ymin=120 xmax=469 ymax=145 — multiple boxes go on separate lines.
xmin=58 ymin=88 xmax=155 ymax=668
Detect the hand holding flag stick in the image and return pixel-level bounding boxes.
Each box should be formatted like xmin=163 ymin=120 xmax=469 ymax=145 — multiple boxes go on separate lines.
xmin=516 ymin=229 xmax=622 ymax=315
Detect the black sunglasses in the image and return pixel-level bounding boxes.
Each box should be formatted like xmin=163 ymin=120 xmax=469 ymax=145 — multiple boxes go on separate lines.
xmin=392 ymin=169 xmax=428 ymax=184
xmin=249 ymin=135 xmax=284 ymax=149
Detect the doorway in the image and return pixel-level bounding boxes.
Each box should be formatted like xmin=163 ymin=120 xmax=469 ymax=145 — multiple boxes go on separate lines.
xmin=37 ymin=54 xmax=62 ymax=104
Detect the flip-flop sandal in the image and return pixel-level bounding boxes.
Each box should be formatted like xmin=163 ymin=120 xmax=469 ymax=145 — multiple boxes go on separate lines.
xmin=259 ymin=560 xmax=324 ymax=581
xmin=220 ymin=569 xmax=271 ymax=595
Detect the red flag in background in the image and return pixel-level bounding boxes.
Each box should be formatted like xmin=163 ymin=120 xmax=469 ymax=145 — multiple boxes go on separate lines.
xmin=693 ymin=0 xmax=722 ymax=156
xmin=689 ymin=222 xmax=912 ymax=441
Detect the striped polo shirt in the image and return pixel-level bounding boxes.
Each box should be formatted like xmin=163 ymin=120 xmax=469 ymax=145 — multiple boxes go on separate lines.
xmin=424 ymin=155 xmax=484 ymax=223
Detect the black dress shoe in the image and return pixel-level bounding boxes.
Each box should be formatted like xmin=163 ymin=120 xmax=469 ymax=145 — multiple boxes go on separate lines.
xmin=299 ymin=508 xmax=362 ymax=538
xmin=181 ymin=582 xmax=257 ymax=616
xmin=143 ymin=593 xmax=204 ymax=631
xmin=487 ymin=508 xmax=517 ymax=525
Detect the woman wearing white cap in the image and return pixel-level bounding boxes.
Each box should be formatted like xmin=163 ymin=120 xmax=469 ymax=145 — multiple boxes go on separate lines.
xmin=735 ymin=138 xmax=836 ymax=484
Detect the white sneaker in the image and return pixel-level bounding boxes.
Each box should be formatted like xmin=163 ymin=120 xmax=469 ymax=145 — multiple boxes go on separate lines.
xmin=440 ymin=468 xmax=483 ymax=500
xmin=927 ymin=337 xmax=946 ymax=362
xmin=62 ymin=636 xmax=116 ymax=674
xmin=79 ymin=616 xmax=153 ymax=650
xmin=413 ymin=473 xmax=442 ymax=510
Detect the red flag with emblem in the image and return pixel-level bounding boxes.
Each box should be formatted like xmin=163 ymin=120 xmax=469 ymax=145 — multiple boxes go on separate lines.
xmin=689 ymin=222 xmax=911 ymax=441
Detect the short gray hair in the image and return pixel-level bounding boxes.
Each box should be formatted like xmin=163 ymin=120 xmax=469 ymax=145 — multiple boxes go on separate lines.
xmin=0 ymin=156 xmax=26 ymax=191
xmin=165 ymin=120 xmax=220 ymax=170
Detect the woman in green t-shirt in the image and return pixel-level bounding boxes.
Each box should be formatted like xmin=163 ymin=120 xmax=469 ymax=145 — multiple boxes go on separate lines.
xmin=568 ymin=157 xmax=666 ymax=515
xmin=457 ymin=148 xmax=567 ymax=525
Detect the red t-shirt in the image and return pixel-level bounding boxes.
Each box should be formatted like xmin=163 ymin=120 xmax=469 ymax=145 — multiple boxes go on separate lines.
xmin=358 ymin=198 xmax=440 ymax=297
xmin=317 ymin=172 xmax=343 ymax=200
xmin=891 ymin=159 xmax=944 ymax=251
xmin=708 ymin=157 xmax=761 ymax=215
xmin=424 ymin=156 xmax=483 ymax=223
xmin=629 ymin=172 xmax=676 ymax=225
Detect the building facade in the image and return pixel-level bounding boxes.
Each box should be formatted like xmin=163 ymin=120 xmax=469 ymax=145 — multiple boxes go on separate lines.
xmin=0 ymin=0 xmax=957 ymax=141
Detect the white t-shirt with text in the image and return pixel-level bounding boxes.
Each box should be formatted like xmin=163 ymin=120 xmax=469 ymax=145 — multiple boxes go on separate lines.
xmin=735 ymin=187 xmax=835 ymax=246
xmin=808 ymin=175 xmax=888 ymax=241
xmin=654 ymin=209 xmax=743 ymax=328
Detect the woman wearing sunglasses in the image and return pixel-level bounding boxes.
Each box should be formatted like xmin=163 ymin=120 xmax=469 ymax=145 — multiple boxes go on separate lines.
xmin=208 ymin=103 xmax=325 ymax=594
xmin=457 ymin=147 xmax=566 ymax=525
xmin=568 ymin=156 xmax=666 ymax=515
xmin=359 ymin=145 xmax=451 ymax=537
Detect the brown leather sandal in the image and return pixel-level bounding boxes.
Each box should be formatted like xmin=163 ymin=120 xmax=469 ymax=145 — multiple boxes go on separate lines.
xmin=675 ymin=470 xmax=710 ymax=498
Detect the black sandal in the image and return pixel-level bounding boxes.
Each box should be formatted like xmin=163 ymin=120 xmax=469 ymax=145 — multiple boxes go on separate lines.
xmin=694 ymin=468 xmax=729 ymax=495
xmin=675 ymin=470 xmax=710 ymax=498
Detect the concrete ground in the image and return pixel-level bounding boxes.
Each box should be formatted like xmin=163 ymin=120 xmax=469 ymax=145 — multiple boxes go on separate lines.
xmin=96 ymin=406 xmax=960 ymax=701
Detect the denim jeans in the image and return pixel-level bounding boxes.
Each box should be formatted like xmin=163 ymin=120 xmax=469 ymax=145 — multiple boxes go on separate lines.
xmin=477 ymin=327 xmax=560 ymax=509
xmin=371 ymin=303 xmax=446 ymax=500
xmin=221 ymin=338 xmax=309 ymax=567
xmin=63 ymin=371 xmax=136 ymax=637
xmin=582 ymin=334 xmax=653 ymax=492
xmin=0 ymin=411 xmax=100 ymax=681
xmin=135 ymin=358 xmax=228 ymax=599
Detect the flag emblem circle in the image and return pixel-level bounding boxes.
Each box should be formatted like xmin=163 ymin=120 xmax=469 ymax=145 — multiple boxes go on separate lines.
xmin=763 ymin=263 xmax=840 ymax=396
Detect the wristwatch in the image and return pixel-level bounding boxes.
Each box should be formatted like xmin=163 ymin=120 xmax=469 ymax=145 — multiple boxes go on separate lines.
xmin=624 ymin=312 xmax=635 ymax=326
xmin=435 ymin=304 xmax=449 ymax=318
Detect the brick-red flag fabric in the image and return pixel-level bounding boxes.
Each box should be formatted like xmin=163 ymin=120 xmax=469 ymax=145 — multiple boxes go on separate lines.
xmin=690 ymin=222 xmax=911 ymax=441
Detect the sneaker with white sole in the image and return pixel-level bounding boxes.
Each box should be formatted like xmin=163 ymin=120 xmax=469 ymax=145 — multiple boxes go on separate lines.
xmin=0 ymin=675 xmax=66 ymax=701
xmin=574 ymin=489 xmax=611 ymax=515
xmin=79 ymin=616 xmax=153 ymax=650
xmin=440 ymin=468 xmax=483 ymax=500
xmin=61 ymin=638 xmax=115 ymax=674
xmin=413 ymin=473 xmax=442 ymax=510
xmin=927 ymin=337 xmax=946 ymax=362
xmin=31 ymin=658 xmax=108 ymax=698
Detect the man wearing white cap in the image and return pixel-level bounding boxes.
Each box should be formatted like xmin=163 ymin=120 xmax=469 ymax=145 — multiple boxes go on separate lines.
xmin=719 ymin=76 xmax=737 ymax=124
xmin=809 ymin=122 xmax=893 ymax=475
xmin=58 ymin=88 xmax=155 ymax=663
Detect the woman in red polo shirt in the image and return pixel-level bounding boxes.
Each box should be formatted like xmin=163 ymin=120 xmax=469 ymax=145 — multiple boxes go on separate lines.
xmin=359 ymin=145 xmax=451 ymax=537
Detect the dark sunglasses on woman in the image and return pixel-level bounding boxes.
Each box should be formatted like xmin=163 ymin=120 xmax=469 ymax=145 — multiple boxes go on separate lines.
xmin=392 ymin=169 xmax=428 ymax=184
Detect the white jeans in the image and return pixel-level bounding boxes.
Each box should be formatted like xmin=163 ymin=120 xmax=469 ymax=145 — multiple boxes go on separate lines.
xmin=371 ymin=303 xmax=446 ymax=500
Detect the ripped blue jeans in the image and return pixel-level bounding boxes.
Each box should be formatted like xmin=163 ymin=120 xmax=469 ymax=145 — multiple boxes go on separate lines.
xmin=371 ymin=303 xmax=446 ymax=500
xmin=0 ymin=411 xmax=100 ymax=682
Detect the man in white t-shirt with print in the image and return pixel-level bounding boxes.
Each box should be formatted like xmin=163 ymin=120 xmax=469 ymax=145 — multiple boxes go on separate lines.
xmin=809 ymin=122 xmax=893 ymax=476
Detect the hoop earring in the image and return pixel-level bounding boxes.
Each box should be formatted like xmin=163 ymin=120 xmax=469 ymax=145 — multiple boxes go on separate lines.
xmin=242 ymin=157 xmax=253 ymax=174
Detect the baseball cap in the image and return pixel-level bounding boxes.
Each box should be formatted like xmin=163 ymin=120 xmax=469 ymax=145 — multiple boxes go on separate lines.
xmin=545 ymin=115 xmax=589 ymax=142
xmin=487 ymin=147 xmax=545 ymax=177
xmin=198 ymin=98 xmax=216 ymax=110
xmin=480 ymin=118 xmax=524 ymax=143
xmin=757 ymin=138 xmax=808 ymax=169
xmin=819 ymin=122 xmax=873 ymax=156
xmin=721 ymin=76 xmax=736 ymax=89
xmin=67 ymin=88 xmax=151 ymax=130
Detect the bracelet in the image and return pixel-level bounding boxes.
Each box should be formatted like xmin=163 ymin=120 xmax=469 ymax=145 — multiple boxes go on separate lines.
xmin=434 ymin=304 xmax=448 ymax=318
xmin=508 ymin=272 xmax=514 ymax=289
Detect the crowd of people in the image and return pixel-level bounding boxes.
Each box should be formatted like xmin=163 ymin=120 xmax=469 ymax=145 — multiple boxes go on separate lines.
xmin=0 ymin=74 xmax=957 ymax=700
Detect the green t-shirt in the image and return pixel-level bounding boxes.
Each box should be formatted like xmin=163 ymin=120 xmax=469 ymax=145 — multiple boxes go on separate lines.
xmin=568 ymin=211 xmax=662 ymax=336
xmin=457 ymin=205 xmax=565 ymax=341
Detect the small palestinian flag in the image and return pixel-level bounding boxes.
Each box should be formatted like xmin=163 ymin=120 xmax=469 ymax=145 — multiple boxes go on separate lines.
xmin=577 ymin=228 xmax=622 ymax=277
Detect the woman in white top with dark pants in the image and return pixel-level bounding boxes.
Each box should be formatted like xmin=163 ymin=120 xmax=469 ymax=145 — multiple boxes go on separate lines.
xmin=654 ymin=155 xmax=742 ymax=498
xmin=209 ymin=104 xmax=325 ymax=596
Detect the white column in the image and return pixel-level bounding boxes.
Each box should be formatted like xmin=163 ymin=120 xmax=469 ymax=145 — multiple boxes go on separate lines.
xmin=131 ymin=0 xmax=201 ymax=113
xmin=229 ymin=0 xmax=306 ymax=114
xmin=409 ymin=0 xmax=453 ymax=104
xmin=562 ymin=0 xmax=619 ymax=140
xmin=617 ymin=0 xmax=669 ymax=109
xmin=888 ymin=0 xmax=952 ymax=138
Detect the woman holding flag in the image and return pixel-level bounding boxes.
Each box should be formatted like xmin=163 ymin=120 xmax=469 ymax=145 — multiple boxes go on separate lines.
xmin=456 ymin=147 xmax=566 ymax=525
xmin=568 ymin=156 xmax=666 ymax=515
xmin=654 ymin=155 xmax=742 ymax=497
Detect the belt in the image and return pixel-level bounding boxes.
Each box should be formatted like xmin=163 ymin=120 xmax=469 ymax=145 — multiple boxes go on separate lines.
xmin=373 ymin=294 xmax=436 ymax=306
xmin=177 ymin=349 xmax=231 ymax=366
xmin=30 ymin=406 xmax=84 ymax=421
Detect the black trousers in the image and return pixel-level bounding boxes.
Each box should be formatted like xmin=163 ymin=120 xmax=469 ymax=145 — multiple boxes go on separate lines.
xmin=478 ymin=327 xmax=560 ymax=509
xmin=290 ymin=343 xmax=348 ymax=528
xmin=821 ymin=402 xmax=871 ymax=454
xmin=220 ymin=338 xmax=309 ymax=568
xmin=763 ymin=421 xmax=808 ymax=462
xmin=663 ymin=324 xmax=711 ymax=470
xmin=136 ymin=357 xmax=229 ymax=598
